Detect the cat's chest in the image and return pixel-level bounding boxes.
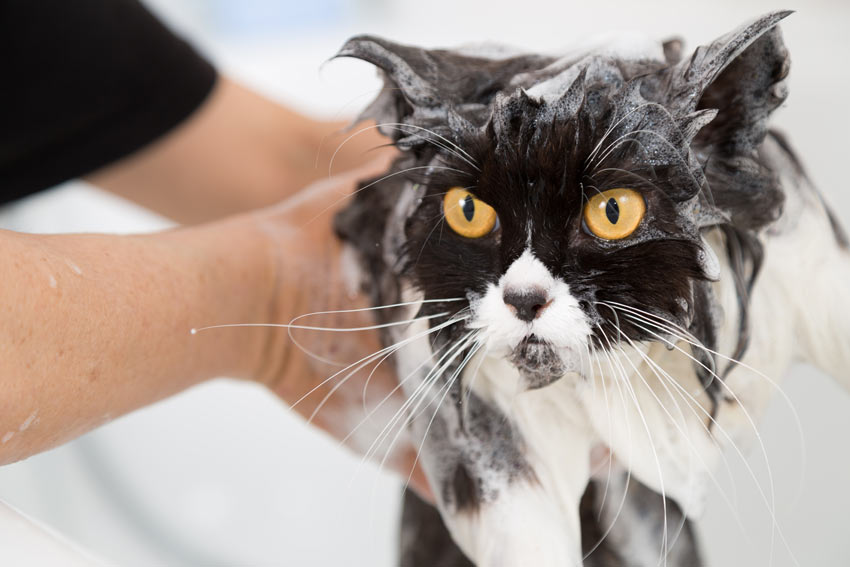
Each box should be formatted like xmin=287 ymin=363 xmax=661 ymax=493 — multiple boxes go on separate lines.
xmin=468 ymin=347 xmax=715 ymax=517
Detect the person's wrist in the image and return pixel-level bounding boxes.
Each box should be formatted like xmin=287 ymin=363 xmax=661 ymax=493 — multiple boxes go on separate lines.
xmin=160 ymin=214 xmax=279 ymax=384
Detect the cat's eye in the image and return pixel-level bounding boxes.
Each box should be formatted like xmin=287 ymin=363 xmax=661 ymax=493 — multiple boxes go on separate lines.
xmin=443 ymin=187 xmax=498 ymax=238
xmin=584 ymin=188 xmax=646 ymax=240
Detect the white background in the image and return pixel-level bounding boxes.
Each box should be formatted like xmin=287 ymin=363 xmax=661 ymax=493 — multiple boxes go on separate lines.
xmin=1 ymin=0 xmax=848 ymax=565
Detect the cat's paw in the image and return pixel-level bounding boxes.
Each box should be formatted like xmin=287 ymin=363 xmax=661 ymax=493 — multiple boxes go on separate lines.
xmin=444 ymin=481 xmax=582 ymax=567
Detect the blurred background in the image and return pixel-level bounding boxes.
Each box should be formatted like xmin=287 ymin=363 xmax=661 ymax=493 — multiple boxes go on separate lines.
xmin=1 ymin=0 xmax=848 ymax=565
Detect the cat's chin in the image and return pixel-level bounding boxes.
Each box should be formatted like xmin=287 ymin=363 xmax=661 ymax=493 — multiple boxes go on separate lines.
xmin=509 ymin=335 xmax=580 ymax=390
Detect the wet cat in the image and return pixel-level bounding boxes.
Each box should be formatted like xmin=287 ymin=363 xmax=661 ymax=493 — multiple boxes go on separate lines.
xmin=334 ymin=11 xmax=850 ymax=566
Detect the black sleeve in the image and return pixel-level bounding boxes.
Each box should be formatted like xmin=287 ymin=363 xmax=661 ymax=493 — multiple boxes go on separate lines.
xmin=0 ymin=0 xmax=217 ymax=204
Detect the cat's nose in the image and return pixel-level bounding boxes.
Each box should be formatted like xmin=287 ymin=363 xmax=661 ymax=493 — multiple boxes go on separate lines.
xmin=503 ymin=288 xmax=550 ymax=322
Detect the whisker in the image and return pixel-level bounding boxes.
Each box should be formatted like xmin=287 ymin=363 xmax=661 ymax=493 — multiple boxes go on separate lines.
xmin=597 ymin=325 xmax=670 ymax=566
xmin=190 ymin=310 xmax=452 ymax=335
xmin=583 ymin=328 xmax=635 ymax=560
xmin=360 ymin=329 xmax=475 ymax=467
xmin=338 ymin=340 xmax=452 ymax=449
xmin=401 ymin=337 xmax=484 ymax=493
xmin=586 ymin=102 xmax=670 ymax=164
xmin=290 ymin=314 xmax=468 ymax=417
xmin=604 ymin=299 xmax=807 ymax=487
xmin=586 ymin=326 xmax=641 ymax=560
xmin=286 ymin=297 xmax=465 ymax=366
xmin=328 ymin=122 xmax=480 ymax=175
xmin=306 ymin=315 xmax=470 ymax=424
xmin=605 ymin=305 xmax=799 ymax=565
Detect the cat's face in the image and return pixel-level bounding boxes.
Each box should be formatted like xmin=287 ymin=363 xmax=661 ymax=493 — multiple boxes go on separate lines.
xmin=336 ymin=11 xmax=790 ymax=393
xmin=401 ymin=89 xmax=719 ymax=388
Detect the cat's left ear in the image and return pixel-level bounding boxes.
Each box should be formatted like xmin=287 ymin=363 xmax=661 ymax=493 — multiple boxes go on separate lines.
xmin=668 ymin=10 xmax=792 ymax=155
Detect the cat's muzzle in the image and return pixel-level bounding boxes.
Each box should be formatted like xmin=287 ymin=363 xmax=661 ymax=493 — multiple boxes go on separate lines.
xmin=509 ymin=335 xmax=569 ymax=390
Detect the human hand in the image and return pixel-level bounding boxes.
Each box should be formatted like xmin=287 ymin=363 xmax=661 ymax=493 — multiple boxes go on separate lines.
xmin=241 ymin=151 xmax=433 ymax=502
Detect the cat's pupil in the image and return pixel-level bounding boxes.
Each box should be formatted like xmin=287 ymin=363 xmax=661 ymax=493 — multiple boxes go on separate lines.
xmin=462 ymin=195 xmax=475 ymax=222
xmin=605 ymin=198 xmax=620 ymax=224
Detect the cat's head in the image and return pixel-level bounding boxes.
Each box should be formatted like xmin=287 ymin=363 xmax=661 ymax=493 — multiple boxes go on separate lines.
xmin=335 ymin=12 xmax=790 ymax=393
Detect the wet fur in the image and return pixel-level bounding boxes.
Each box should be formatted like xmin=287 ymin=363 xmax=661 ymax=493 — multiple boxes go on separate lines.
xmin=334 ymin=12 xmax=849 ymax=566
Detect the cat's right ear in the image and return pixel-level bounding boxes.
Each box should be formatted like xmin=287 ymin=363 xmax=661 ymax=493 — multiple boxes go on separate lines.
xmin=335 ymin=36 xmax=537 ymax=144
xmin=335 ymin=36 xmax=441 ymax=132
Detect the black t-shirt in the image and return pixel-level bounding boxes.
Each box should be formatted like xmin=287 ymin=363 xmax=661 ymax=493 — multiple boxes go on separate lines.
xmin=0 ymin=0 xmax=217 ymax=204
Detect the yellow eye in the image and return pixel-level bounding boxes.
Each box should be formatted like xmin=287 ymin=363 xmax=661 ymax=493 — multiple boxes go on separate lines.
xmin=584 ymin=188 xmax=646 ymax=240
xmin=443 ymin=187 xmax=498 ymax=238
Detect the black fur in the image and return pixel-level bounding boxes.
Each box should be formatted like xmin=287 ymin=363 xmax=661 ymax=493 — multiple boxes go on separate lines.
xmin=334 ymin=12 xmax=797 ymax=566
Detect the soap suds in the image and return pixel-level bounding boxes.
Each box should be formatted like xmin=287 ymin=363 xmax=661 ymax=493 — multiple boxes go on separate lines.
xmin=1 ymin=432 xmax=13 ymax=444
xmin=65 ymin=259 xmax=83 ymax=275
xmin=19 ymin=410 xmax=38 ymax=432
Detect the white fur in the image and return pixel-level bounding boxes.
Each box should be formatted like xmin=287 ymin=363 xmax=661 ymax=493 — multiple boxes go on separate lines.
xmin=449 ymin=354 xmax=592 ymax=566
xmin=446 ymin=479 xmax=582 ymax=567
xmin=470 ymin=249 xmax=592 ymax=360
xmin=381 ymin=136 xmax=850 ymax=565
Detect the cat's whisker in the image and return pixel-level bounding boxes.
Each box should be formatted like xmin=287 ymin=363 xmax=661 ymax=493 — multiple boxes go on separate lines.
xmin=329 ymin=121 xmax=480 ymax=173
xmin=365 ymin=332 xmax=479 ymax=500
xmin=461 ymin=342 xmax=490 ymax=428
xmin=590 ymin=128 xmax=705 ymax=201
xmin=409 ymin=332 xmax=482 ymax=425
xmin=597 ymin=322 xmax=671 ymax=566
xmin=590 ymin=166 xmax=667 ymax=194
xmin=582 ymin=327 xmax=637 ymax=559
xmin=616 ymin=333 xmax=743 ymax=557
xmin=613 ymin=354 xmax=670 ymax=566
xmin=286 ymin=298 xmax=465 ymax=367
xmin=585 ymin=343 xmax=617 ymax=521
xmin=300 ymin=163 xmax=473 ymax=229
xmin=589 ymin=131 xmax=656 ymax=172
xmin=586 ymin=101 xmax=672 ymax=165
xmin=374 ymin=122 xmax=480 ymax=171
xmin=605 ymin=300 xmax=807 ymax=487
xmin=595 ymin=335 xmax=659 ymax=562
xmin=401 ymin=336 xmax=484 ymax=494
xmin=292 ymin=314 xmax=468 ymax=417
xmin=360 ymin=307 xmax=469 ymax=412
xmin=360 ymin=329 xmax=475 ymax=468
xmin=307 ymin=314 xmax=471 ymax=422
xmin=338 ymin=340 xmax=452 ymax=449
xmin=629 ymin=340 xmax=757 ymax=547
xmin=608 ymin=307 xmax=800 ymax=565
xmin=191 ymin=310 xmax=451 ymax=335
xmin=311 ymin=85 xmax=404 ymax=170
xmin=607 ymin=300 xmax=803 ymax=433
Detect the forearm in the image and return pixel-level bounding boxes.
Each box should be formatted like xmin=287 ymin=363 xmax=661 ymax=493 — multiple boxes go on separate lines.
xmin=0 ymin=218 xmax=274 ymax=464
xmin=86 ymin=78 xmax=388 ymax=224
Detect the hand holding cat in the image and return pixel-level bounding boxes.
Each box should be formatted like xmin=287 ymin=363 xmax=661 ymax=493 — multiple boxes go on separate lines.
xmin=245 ymin=150 xmax=433 ymax=501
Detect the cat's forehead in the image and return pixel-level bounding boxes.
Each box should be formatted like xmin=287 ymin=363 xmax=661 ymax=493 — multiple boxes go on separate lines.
xmin=511 ymin=36 xmax=668 ymax=102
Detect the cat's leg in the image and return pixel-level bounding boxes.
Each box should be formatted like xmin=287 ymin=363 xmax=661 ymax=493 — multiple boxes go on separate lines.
xmin=408 ymin=388 xmax=592 ymax=567
xmin=583 ymin=466 xmax=703 ymax=567
xmin=399 ymin=489 xmax=474 ymax=567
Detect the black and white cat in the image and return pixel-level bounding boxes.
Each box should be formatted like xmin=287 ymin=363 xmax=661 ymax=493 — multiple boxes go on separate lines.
xmin=334 ymin=11 xmax=850 ymax=566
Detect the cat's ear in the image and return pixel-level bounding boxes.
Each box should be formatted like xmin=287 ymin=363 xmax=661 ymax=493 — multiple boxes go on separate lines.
xmin=669 ymin=10 xmax=792 ymax=154
xmin=335 ymin=36 xmax=541 ymax=144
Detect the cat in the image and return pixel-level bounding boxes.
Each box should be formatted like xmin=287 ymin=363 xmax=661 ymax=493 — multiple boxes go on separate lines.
xmin=333 ymin=11 xmax=850 ymax=566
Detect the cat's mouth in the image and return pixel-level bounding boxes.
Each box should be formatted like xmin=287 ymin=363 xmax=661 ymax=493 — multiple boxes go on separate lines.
xmin=509 ymin=335 xmax=569 ymax=389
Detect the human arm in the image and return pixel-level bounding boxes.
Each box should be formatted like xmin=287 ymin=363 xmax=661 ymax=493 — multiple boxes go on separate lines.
xmin=85 ymin=77 xmax=388 ymax=224
xmin=0 ymin=156 xmax=419 ymax=477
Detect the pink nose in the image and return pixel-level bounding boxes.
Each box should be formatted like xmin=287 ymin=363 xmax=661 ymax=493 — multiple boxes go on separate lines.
xmin=503 ymin=289 xmax=549 ymax=322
